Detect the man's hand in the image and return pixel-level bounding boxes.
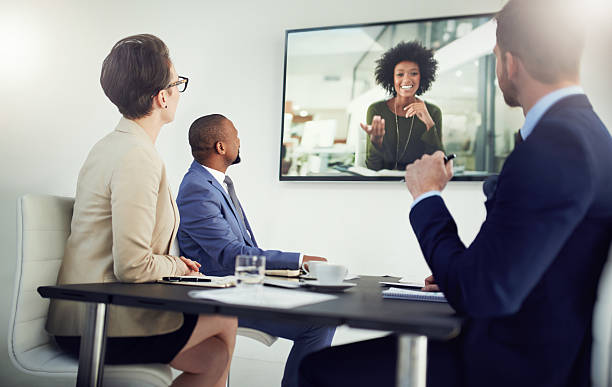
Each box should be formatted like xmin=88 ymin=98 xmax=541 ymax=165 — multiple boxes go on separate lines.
xmin=404 ymin=151 xmax=453 ymax=199
xmin=302 ymin=255 xmax=327 ymax=269
xmin=422 ymin=275 xmax=440 ymax=292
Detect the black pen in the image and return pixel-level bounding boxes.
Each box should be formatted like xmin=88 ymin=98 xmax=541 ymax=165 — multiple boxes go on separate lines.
xmin=180 ymin=277 xmax=211 ymax=283
xmin=400 ymin=153 xmax=456 ymax=182
xmin=163 ymin=276 xmax=212 ymax=283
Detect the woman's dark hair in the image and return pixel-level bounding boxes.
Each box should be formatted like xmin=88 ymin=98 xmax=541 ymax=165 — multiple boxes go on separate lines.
xmin=374 ymin=41 xmax=438 ymax=96
xmin=100 ymin=34 xmax=172 ymax=120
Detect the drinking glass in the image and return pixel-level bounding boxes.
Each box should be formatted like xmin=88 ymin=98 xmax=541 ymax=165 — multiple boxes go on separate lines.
xmin=235 ymin=255 xmax=266 ymax=287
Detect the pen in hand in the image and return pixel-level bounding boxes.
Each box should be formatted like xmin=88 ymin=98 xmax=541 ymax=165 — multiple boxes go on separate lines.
xmin=443 ymin=153 xmax=456 ymax=164
xmin=400 ymin=153 xmax=456 ymax=182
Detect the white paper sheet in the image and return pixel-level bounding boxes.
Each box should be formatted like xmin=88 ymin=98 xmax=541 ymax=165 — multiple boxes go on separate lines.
xmin=398 ymin=277 xmax=426 ymax=287
xmin=188 ymin=286 xmax=337 ymax=309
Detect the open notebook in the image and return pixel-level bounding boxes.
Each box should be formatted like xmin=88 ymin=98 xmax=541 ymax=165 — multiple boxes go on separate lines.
xmin=382 ymin=287 xmax=447 ymax=303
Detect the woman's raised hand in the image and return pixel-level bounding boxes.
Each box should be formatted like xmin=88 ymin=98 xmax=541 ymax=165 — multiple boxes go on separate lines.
xmin=404 ymin=99 xmax=435 ymax=130
xmin=360 ymin=115 xmax=385 ymax=149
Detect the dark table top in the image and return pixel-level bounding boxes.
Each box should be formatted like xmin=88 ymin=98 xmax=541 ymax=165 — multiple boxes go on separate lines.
xmin=38 ymin=276 xmax=463 ymax=340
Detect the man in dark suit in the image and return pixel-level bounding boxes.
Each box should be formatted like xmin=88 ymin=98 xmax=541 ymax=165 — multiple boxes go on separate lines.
xmin=299 ymin=0 xmax=612 ymax=386
xmin=176 ymin=114 xmax=334 ymax=387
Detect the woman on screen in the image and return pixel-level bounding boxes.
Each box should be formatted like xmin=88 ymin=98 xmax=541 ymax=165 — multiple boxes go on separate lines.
xmin=360 ymin=41 xmax=444 ymax=170
xmin=46 ymin=34 xmax=236 ymax=387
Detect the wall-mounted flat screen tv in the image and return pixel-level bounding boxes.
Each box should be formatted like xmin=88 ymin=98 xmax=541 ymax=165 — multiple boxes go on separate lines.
xmin=280 ymin=13 xmax=523 ymax=181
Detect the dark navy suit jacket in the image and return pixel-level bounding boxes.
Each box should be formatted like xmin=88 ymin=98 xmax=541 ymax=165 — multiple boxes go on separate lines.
xmin=411 ymin=95 xmax=612 ymax=387
xmin=176 ymin=161 xmax=300 ymax=276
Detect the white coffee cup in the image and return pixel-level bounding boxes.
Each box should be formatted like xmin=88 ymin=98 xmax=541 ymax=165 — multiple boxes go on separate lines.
xmin=304 ymin=261 xmax=327 ymax=279
xmin=316 ymin=264 xmax=347 ymax=285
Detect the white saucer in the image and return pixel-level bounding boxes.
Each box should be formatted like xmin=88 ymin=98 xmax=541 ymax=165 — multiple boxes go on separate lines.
xmin=302 ymin=282 xmax=357 ymax=292
xmin=299 ymin=273 xmax=318 ymax=280
xmin=301 ymin=274 xmax=359 ymax=281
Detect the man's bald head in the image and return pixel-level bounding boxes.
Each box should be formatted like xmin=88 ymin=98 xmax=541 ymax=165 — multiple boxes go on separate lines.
xmin=189 ymin=114 xmax=230 ymax=164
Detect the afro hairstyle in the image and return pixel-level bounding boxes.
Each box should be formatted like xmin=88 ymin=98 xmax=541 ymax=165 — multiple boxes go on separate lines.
xmin=374 ymin=41 xmax=438 ymax=96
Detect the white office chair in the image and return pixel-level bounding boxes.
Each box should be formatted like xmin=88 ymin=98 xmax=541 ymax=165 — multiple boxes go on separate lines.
xmin=592 ymin=241 xmax=612 ymax=387
xmin=10 ymin=194 xmax=278 ymax=386
xmin=9 ymin=194 xmax=173 ymax=386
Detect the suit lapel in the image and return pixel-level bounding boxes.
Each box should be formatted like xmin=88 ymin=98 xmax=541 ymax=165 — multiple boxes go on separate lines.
xmin=242 ymin=214 xmax=258 ymax=247
xmin=191 ymin=161 xmax=255 ymax=247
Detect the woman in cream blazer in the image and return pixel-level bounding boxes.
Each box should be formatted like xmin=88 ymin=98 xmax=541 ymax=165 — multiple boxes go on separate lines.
xmin=46 ymin=34 xmax=236 ymax=387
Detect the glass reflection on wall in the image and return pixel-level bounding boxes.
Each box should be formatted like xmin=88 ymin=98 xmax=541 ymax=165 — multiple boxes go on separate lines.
xmin=281 ymin=14 xmax=524 ymax=180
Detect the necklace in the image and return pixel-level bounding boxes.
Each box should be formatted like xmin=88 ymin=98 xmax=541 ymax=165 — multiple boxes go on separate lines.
xmin=393 ymin=98 xmax=415 ymax=170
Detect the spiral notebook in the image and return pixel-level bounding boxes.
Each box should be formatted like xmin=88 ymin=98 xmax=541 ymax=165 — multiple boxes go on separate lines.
xmin=382 ymin=287 xmax=447 ymax=303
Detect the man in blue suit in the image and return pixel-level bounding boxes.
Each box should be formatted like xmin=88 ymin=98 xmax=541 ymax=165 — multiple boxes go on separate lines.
xmin=299 ymin=1 xmax=612 ymax=386
xmin=176 ymin=114 xmax=334 ymax=387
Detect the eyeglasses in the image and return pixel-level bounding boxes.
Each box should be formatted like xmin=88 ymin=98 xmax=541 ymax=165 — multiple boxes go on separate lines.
xmin=166 ymin=76 xmax=189 ymax=92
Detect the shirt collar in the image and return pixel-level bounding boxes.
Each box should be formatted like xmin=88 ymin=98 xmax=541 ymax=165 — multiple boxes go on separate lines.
xmin=201 ymin=164 xmax=227 ymax=189
xmin=520 ymin=85 xmax=584 ymax=140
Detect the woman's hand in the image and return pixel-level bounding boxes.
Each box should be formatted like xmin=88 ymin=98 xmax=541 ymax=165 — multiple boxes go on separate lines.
xmin=422 ymin=275 xmax=440 ymax=292
xmin=360 ymin=115 xmax=385 ymax=149
xmin=179 ymin=256 xmax=202 ymax=276
xmin=404 ymin=99 xmax=435 ymax=130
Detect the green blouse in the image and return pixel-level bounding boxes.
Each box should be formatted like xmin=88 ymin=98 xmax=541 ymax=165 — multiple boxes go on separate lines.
xmin=365 ymin=99 xmax=444 ymax=171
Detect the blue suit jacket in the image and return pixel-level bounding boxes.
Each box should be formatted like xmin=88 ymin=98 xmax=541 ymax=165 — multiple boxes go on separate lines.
xmin=411 ymin=95 xmax=612 ymax=387
xmin=176 ymin=161 xmax=300 ymax=276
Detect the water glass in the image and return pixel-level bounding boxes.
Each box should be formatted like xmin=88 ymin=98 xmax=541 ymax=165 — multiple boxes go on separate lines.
xmin=235 ymin=255 xmax=266 ymax=287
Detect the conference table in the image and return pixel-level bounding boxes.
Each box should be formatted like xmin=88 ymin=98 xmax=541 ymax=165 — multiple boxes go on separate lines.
xmin=38 ymin=276 xmax=463 ymax=387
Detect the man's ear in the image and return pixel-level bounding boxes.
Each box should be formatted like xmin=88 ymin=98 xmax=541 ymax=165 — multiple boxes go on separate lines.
xmin=504 ymin=51 xmax=520 ymax=81
xmin=215 ymin=141 xmax=225 ymax=155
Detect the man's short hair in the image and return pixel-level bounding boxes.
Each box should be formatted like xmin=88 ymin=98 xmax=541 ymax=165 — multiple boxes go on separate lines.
xmin=189 ymin=114 xmax=228 ymax=162
xmin=100 ymin=34 xmax=172 ymax=119
xmin=495 ymin=0 xmax=585 ymax=84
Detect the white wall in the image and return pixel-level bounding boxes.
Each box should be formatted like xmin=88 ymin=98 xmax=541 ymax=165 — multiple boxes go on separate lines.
xmin=1 ymin=0 xmax=610 ymax=385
